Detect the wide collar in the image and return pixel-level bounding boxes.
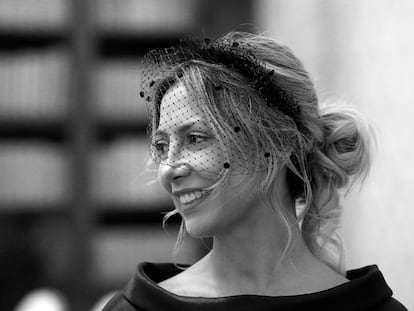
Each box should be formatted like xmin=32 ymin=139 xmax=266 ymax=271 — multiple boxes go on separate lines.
xmin=123 ymin=262 xmax=393 ymax=311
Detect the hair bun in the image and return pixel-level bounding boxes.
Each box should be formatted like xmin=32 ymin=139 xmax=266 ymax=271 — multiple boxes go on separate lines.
xmin=315 ymin=102 xmax=374 ymax=188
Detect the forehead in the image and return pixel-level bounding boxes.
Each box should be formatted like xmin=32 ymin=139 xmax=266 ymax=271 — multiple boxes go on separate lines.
xmin=158 ymin=83 xmax=206 ymax=130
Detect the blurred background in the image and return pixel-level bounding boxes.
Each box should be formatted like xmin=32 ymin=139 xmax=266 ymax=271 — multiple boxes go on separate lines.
xmin=0 ymin=0 xmax=413 ymax=310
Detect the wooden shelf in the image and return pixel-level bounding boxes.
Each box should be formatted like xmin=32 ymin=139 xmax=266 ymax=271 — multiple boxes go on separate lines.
xmin=95 ymin=204 xmax=177 ymax=227
xmin=0 ymin=118 xmax=68 ymax=142
xmin=0 ymin=29 xmax=67 ymax=50
xmin=0 ymin=201 xmax=176 ymax=226
xmin=98 ymin=33 xmax=183 ymax=58
xmin=96 ymin=119 xmax=147 ymax=141
xmin=0 ymin=202 xmax=68 ymax=217
xmin=0 ymin=200 xmax=179 ymax=230
xmin=0 ymin=117 xmax=151 ymax=142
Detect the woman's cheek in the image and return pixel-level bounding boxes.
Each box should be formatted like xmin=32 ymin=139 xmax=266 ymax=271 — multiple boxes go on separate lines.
xmin=188 ymin=146 xmax=226 ymax=177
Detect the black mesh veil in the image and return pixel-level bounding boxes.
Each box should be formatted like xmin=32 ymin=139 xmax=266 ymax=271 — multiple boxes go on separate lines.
xmin=139 ymin=35 xmax=313 ymax=190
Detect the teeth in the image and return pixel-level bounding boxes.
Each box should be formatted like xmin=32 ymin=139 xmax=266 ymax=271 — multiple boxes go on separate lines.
xmin=178 ymin=191 xmax=203 ymax=205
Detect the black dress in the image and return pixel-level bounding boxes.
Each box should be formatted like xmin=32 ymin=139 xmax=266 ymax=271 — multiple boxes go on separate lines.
xmin=103 ymin=262 xmax=407 ymax=311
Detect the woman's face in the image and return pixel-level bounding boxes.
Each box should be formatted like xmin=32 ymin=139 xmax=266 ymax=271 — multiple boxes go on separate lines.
xmin=155 ymin=83 xmax=262 ymax=237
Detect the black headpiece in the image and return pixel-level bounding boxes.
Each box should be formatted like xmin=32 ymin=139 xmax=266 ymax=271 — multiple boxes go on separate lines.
xmin=140 ymin=36 xmax=307 ymax=136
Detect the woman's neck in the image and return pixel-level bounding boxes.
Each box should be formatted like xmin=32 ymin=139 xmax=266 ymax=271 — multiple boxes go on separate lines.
xmin=197 ymin=214 xmax=312 ymax=295
xmin=182 ymin=196 xmax=347 ymax=297
xmin=189 ymin=229 xmax=346 ymax=297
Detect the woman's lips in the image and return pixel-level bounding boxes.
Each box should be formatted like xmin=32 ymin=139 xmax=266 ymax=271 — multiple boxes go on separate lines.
xmin=173 ymin=189 xmax=211 ymax=211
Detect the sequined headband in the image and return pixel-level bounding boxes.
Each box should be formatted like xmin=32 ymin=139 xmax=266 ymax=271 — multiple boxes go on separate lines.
xmin=141 ymin=37 xmax=306 ymax=136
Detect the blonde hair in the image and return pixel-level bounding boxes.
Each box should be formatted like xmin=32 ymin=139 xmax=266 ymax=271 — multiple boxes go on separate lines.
xmin=144 ymin=32 xmax=373 ymax=273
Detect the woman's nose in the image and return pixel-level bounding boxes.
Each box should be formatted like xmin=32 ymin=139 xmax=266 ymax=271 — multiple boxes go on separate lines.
xmin=158 ymin=139 xmax=191 ymax=186
xmin=158 ymin=162 xmax=191 ymax=191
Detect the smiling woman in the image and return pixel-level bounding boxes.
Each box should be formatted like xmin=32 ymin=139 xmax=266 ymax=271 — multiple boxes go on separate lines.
xmin=103 ymin=32 xmax=407 ymax=311
xmin=156 ymin=84 xmax=225 ymax=237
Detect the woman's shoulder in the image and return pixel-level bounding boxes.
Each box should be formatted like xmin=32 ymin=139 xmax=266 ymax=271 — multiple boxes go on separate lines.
xmin=344 ymin=265 xmax=407 ymax=311
xmin=374 ymin=297 xmax=407 ymax=311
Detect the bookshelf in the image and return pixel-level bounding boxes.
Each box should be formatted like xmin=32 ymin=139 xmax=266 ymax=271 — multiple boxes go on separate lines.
xmin=0 ymin=0 xmax=254 ymax=310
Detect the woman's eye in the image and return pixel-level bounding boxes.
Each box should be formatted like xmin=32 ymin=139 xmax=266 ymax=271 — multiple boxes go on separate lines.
xmin=188 ymin=134 xmax=209 ymax=144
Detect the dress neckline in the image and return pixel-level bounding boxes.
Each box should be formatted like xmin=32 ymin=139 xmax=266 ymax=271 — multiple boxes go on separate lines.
xmin=121 ymin=262 xmax=393 ymax=311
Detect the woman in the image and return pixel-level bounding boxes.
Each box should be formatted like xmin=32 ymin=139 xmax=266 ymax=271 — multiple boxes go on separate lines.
xmin=103 ymin=32 xmax=406 ymax=311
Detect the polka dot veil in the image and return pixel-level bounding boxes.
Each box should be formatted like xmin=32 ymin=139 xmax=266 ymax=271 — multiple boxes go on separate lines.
xmin=139 ymin=35 xmax=311 ymax=186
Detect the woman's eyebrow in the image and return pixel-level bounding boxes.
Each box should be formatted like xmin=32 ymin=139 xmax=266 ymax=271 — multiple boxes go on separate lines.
xmin=155 ymin=119 xmax=209 ymax=136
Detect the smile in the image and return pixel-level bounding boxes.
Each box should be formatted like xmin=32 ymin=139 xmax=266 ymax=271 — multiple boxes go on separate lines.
xmin=176 ymin=190 xmax=210 ymax=206
xmin=178 ymin=191 xmax=203 ymax=205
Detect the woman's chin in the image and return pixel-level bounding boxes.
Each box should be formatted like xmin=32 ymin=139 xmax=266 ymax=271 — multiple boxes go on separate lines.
xmin=183 ymin=219 xmax=214 ymax=239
